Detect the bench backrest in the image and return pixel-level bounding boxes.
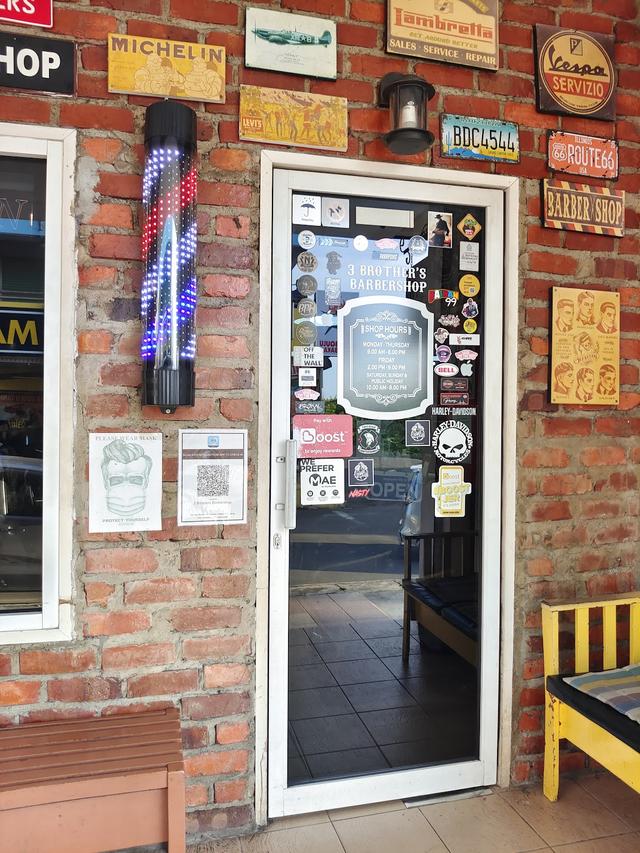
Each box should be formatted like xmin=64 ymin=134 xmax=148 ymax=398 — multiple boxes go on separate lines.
xmin=542 ymin=595 xmax=640 ymax=678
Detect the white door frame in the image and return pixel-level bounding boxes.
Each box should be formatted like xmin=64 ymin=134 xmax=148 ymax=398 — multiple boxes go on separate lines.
xmin=255 ymin=150 xmax=519 ymax=825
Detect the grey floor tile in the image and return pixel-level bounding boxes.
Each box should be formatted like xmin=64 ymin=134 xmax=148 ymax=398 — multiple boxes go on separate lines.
xmin=288 ymin=628 xmax=312 ymax=646
xmin=360 ymin=705 xmax=431 ymax=745
xmin=381 ymin=653 xmax=436 ymax=679
xmin=292 ymin=713 xmax=375 ymax=754
xmin=341 ymin=679 xmax=417 ymax=712
xmin=315 ymin=639 xmax=377 ymax=662
xmin=307 ymin=746 xmax=389 ymax=779
xmin=288 ymin=686 xmax=353 ymax=720
xmin=287 ymin=755 xmax=312 ymax=785
xmin=365 ymin=635 xmax=421 ymax=658
xmin=351 ymin=618 xmax=403 ymax=639
xmin=289 ymin=663 xmax=337 ymax=690
xmin=305 ymin=623 xmax=360 ymax=644
xmin=399 ymin=675 xmax=477 ymax=712
xmin=288 ymin=644 xmax=323 ymax=666
xmin=381 ymin=733 xmax=477 ymax=767
xmin=327 ymin=658 xmax=396 ymax=685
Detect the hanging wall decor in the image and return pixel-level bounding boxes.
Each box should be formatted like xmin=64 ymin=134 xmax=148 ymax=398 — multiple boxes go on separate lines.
xmin=245 ymin=8 xmax=337 ymax=79
xmin=386 ymin=0 xmax=498 ymax=71
xmin=550 ymin=287 xmax=620 ymax=406
xmin=534 ymin=25 xmax=616 ymax=121
xmin=239 ymin=85 xmax=348 ymax=151
xmin=108 ymin=34 xmax=225 ymax=103
xmin=543 ymin=180 xmax=625 ymax=238
xmin=141 ymin=100 xmax=198 ymax=413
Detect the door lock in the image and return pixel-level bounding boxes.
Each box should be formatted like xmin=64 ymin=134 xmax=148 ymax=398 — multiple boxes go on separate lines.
xmin=273 ymin=533 xmax=282 ymax=550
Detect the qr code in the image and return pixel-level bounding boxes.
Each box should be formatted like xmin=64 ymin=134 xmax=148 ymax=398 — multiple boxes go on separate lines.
xmin=196 ymin=464 xmax=229 ymax=498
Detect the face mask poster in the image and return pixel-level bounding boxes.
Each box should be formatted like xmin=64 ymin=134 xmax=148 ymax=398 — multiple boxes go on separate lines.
xmin=89 ymin=432 xmax=163 ymax=532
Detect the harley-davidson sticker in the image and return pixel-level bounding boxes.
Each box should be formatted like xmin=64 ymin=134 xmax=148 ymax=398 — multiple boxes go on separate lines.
xmin=432 ymin=420 xmax=473 ymax=464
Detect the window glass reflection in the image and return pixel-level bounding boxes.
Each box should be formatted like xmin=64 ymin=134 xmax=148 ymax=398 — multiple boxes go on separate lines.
xmin=0 ymin=157 xmax=46 ymax=612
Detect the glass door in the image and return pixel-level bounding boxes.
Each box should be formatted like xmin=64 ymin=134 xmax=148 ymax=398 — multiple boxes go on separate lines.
xmin=268 ymin=168 xmax=504 ymax=817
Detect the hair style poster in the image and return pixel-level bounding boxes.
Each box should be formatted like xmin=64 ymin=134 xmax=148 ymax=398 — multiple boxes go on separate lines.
xmin=550 ymin=287 xmax=620 ymax=406
xmin=89 ymin=432 xmax=163 ymax=532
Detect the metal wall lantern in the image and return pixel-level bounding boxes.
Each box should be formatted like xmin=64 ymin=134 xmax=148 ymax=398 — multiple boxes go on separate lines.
xmin=379 ymin=73 xmax=436 ymax=155
xmin=141 ymin=100 xmax=198 ymax=413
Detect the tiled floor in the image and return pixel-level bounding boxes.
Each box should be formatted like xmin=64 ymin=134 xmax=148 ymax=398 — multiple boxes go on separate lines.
xmin=206 ymin=773 xmax=640 ymax=853
xmin=287 ymin=588 xmax=478 ymax=783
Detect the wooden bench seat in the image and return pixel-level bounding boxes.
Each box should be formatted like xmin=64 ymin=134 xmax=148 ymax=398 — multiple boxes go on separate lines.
xmin=0 ymin=707 xmax=186 ymax=853
xmin=542 ymin=595 xmax=640 ymax=802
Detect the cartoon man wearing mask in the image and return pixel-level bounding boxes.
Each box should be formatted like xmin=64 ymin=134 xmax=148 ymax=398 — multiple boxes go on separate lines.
xmin=101 ymin=438 xmax=152 ymax=517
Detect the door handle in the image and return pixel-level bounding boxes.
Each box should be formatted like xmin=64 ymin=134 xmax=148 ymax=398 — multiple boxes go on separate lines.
xmin=284 ymin=439 xmax=297 ymax=530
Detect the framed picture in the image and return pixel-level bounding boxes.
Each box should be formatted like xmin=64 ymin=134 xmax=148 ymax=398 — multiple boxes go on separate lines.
xmin=550 ymin=287 xmax=619 ymax=406
xmin=245 ymin=8 xmax=337 ymax=80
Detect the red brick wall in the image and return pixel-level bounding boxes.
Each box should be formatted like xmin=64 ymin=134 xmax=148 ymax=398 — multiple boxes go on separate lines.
xmin=0 ymin=0 xmax=637 ymax=840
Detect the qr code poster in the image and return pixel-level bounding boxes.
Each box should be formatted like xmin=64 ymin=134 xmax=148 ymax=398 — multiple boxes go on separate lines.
xmin=89 ymin=432 xmax=163 ymax=533
xmin=178 ymin=429 xmax=248 ymax=526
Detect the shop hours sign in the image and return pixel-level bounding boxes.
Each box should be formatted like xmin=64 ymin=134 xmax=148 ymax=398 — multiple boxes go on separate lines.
xmin=337 ymin=295 xmax=433 ymax=419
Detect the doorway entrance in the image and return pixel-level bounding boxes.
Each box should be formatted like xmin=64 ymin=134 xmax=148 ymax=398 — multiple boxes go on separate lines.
xmin=261 ymin=157 xmax=514 ymax=818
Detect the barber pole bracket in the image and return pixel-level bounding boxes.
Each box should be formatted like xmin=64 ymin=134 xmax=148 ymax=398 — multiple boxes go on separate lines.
xmin=542 ymin=180 xmax=625 ymax=238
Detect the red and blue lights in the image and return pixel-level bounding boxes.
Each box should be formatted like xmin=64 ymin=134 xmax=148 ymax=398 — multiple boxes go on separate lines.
xmin=141 ymin=101 xmax=197 ymax=412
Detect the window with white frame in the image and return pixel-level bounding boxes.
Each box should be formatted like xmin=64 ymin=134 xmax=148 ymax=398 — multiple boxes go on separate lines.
xmin=0 ymin=125 xmax=75 ymax=640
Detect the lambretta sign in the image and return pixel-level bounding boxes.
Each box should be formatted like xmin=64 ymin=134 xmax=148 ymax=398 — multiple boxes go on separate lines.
xmin=292 ymin=414 xmax=353 ymax=459
xmin=0 ymin=33 xmax=75 ymax=95
xmin=0 ymin=0 xmax=52 ymax=28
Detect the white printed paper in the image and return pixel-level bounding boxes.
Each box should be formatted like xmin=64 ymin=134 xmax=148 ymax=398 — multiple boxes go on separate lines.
xmin=459 ymin=242 xmax=480 ymax=271
xmin=89 ymin=432 xmax=162 ymax=532
xmin=178 ymin=429 xmax=248 ymax=525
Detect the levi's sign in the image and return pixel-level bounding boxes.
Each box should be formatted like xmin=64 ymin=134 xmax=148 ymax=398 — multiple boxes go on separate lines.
xmin=0 ymin=0 xmax=52 ymax=28
xmin=0 ymin=33 xmax=75 ymax=95
xmin=547 ymin=131 xmax=618 ymax=180
xmin=543 ymin=180 xmax=624 ymax=238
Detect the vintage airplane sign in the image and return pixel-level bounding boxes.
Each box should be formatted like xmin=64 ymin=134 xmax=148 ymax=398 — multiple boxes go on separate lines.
xmin=245 ymin=8 xmax=337 ymax=79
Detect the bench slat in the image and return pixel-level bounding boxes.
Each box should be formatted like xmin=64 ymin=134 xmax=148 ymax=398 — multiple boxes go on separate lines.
xmin=0 ymin=750 xmax=184 ymax=790
xmin=0 ymin=709 xmax=178 ymax=742
xmin=0 ymin=733 xmax=182 ymax=765
xmin=0 ymin=720 xmax=178 ymax=752
xmin=575 ymin=608 xmax=590 ymax=674
xmin=602 ymin=605 xmax=618 ymax=670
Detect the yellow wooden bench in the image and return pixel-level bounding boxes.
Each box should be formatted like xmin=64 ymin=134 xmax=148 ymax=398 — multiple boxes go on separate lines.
xmin=542 ymin=594 xmax=640 ymax=801
xmin=0 ymin=707 xmax=186 ymax=852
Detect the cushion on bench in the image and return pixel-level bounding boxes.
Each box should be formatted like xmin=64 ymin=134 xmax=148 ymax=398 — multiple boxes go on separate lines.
xmin=547 ymin=673 xmax=640 ymax=752
xmin=563 ymin=664 xmax=640 ymax=723
xmin=403 ymin=578 xmax=477 ymax=640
